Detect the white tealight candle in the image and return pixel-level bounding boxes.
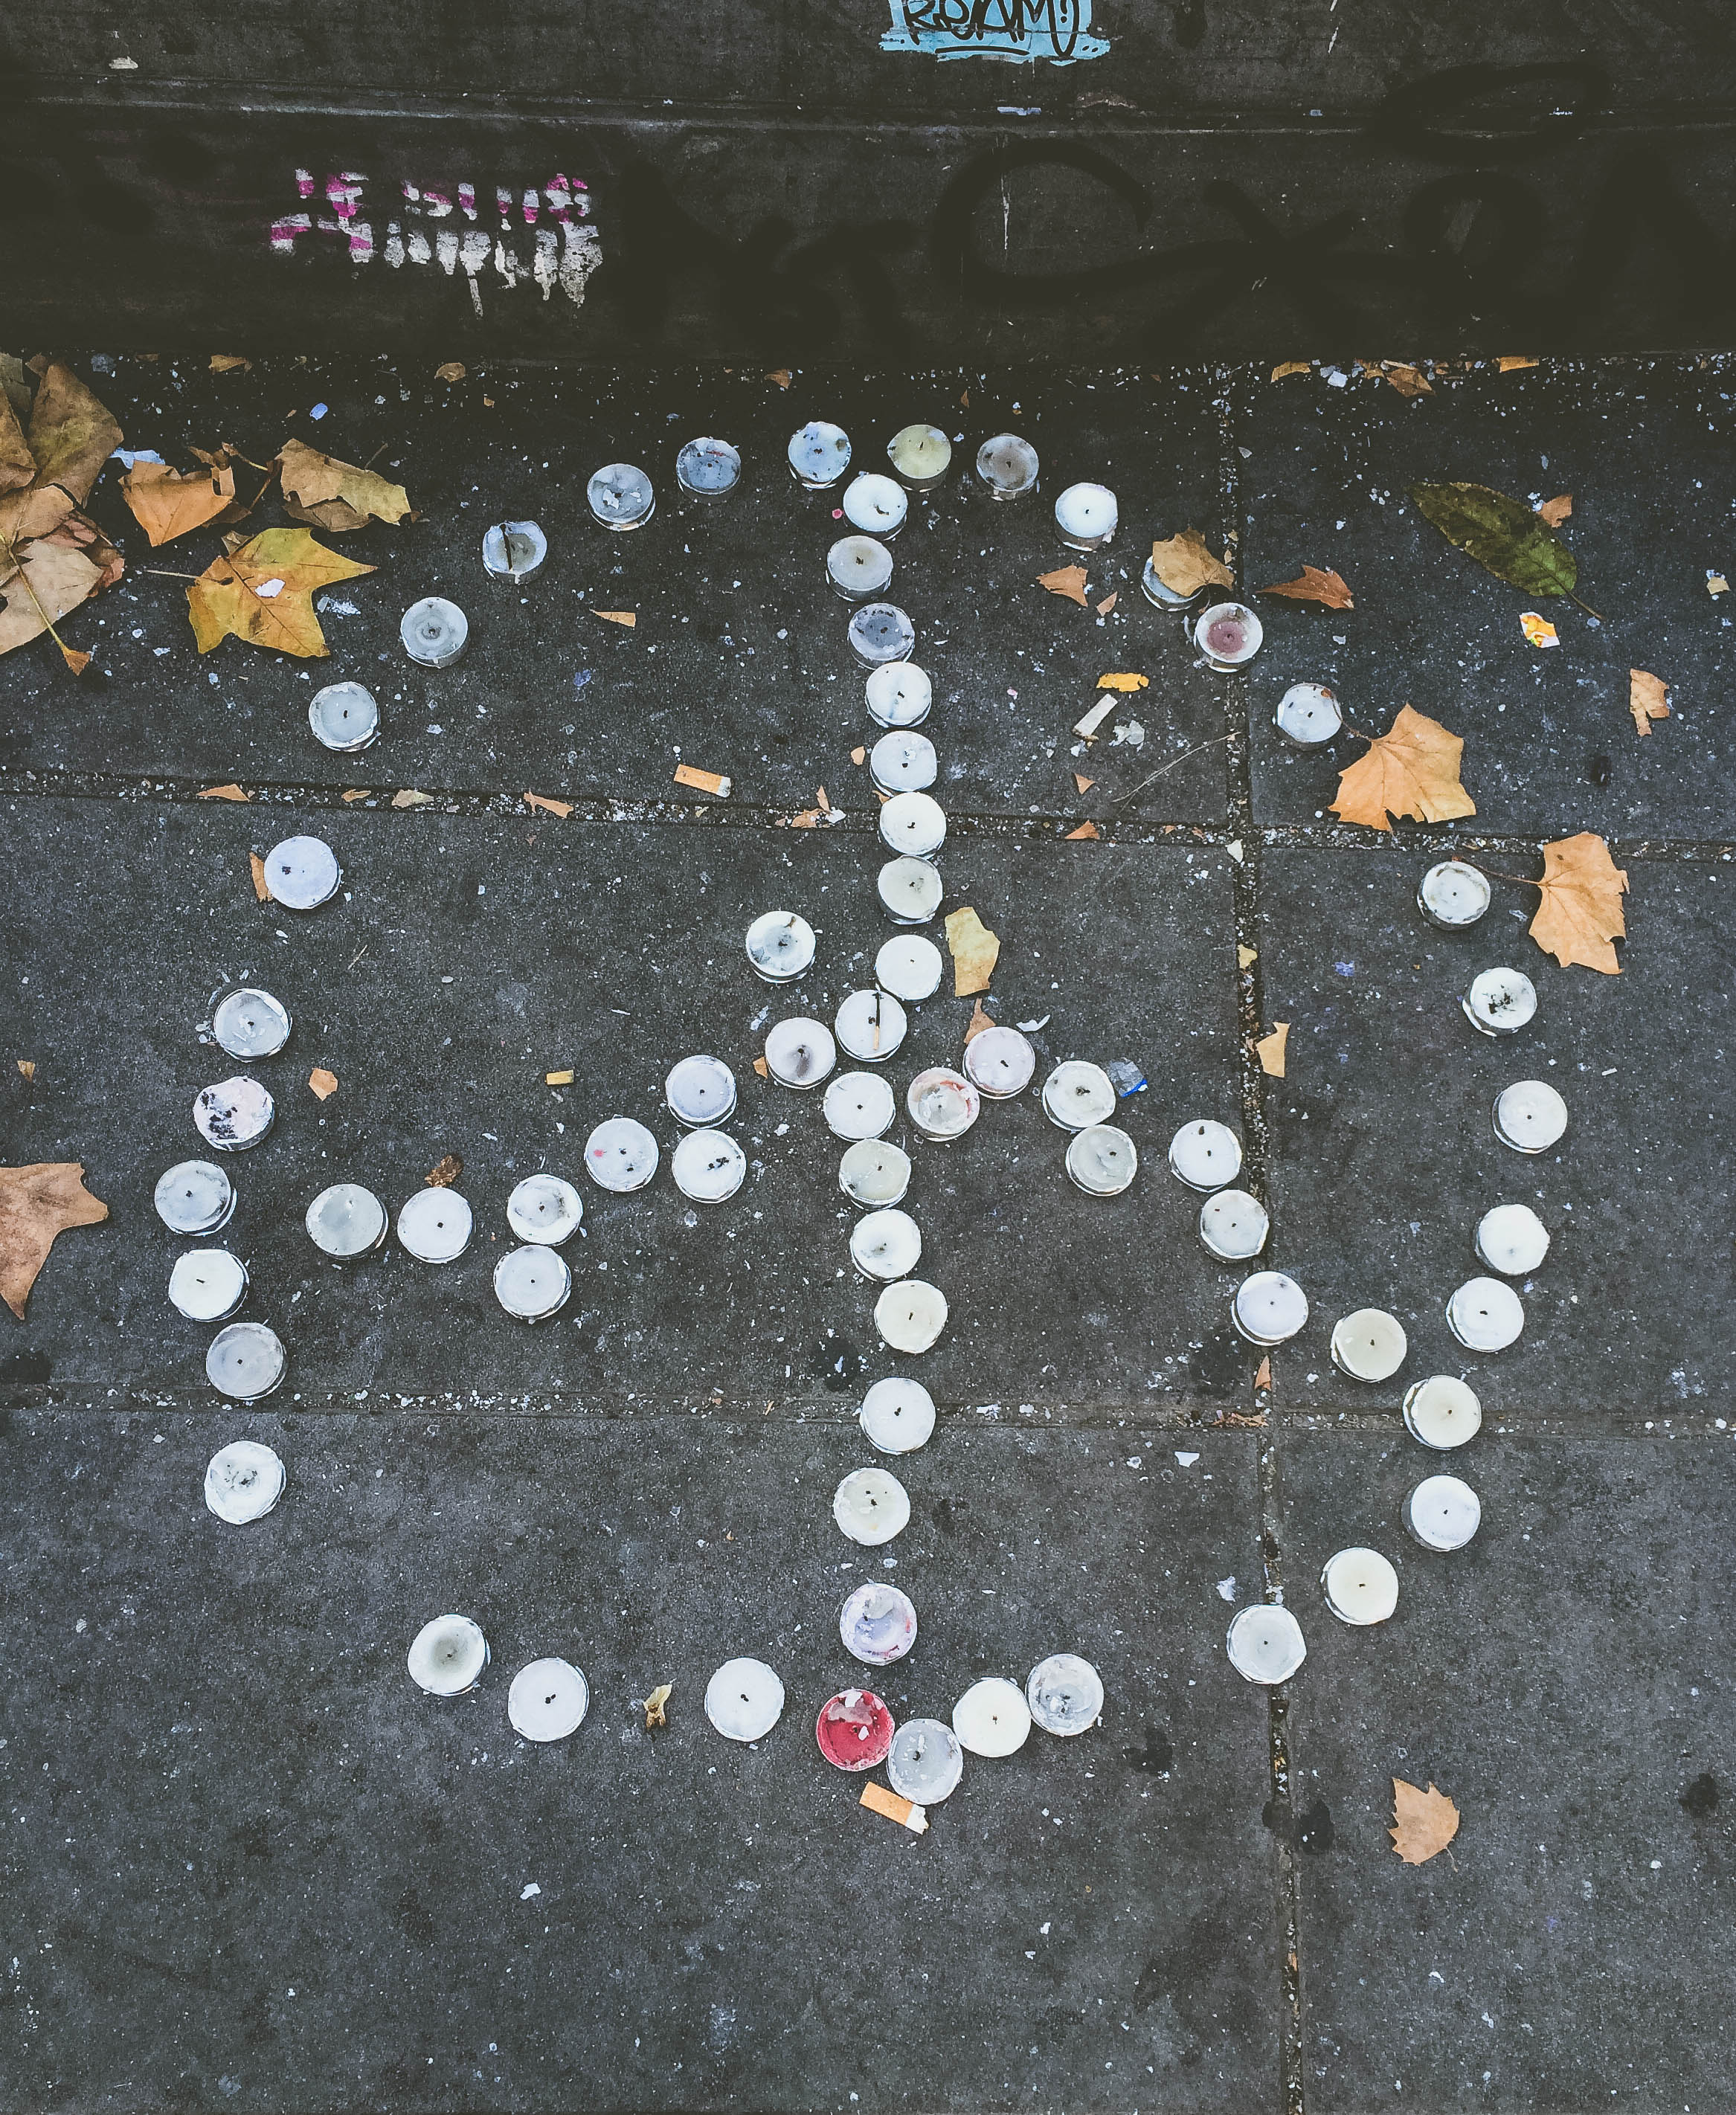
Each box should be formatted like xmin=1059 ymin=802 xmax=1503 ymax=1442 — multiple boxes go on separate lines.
xmin=964 ymin=1025 xmax=1035 ymax=1099
xmin=887 ymin=424 xmax=952 ymax=490
xmin=827 ymin=533 xmax=895 ymax=602
xmin=876 ymin=933 xmax=944 ymax=1002
xmin=878 ymin=797 xmax=945 ymax=872
xmin=396 ymin=1187 xmax=473 ymax=1261
xmin=1066 ymin=1125 xmax=1138 ymax=1197
xmin=304 ymin=1182 xmax=388 ymax=1260
xmin=765 ymin=1017 xmax=837 ymax=1089
xmin=408 ymin=1614 xmax=489 ymax=1696
xmin=705 ymin=1657 xmax=785 ymax=1741
xmin=849 ymin=602 xmax=917 ymax=666
xmin=875 ymin=1278 xmax=948 ymax=1353
xmin=1402 ymin=1375 xmax=1482 ymax=1449
xmin=193 ymin=1076 xmax=275 ymax=1153
xmin=1232 ymin=1271 xmax=1310 ymax=1345
xmin=262 ymin=834 xmax=341 ymax=910
xmin=1418 ymin=858 xmax=1492 ymax=929
xmin=399 ymin=596 xmax=468 ymax=669
xmin=1405 ymin=1473 xmax=1481 ymax=1551
xmin=1320 ymin=1548 xmax=1399 ymax=1626
xmin=1041 ymin=1060 xmax=1116 ymax=1132
xmin=1462 ymin=967 xmax=1538 ymax=1038
xmin=1493 ymin=1079 xmax=1568 ymax=1154
xmin=787 ymin=420 xmax=851 ymax=489
xmin=1194 ymin=600 xmax=1264 ymax=670
xmin=840 ymin=1139 xmax=912 ymax=1207
xmin=154 ymin=1159 xmax=234 ymax=1235
xmin=1273 ymin=681 xmax=1343 ymax=747
xmin=870 ymin=730 xmax=938 ymax=796
xmin=212 ymin=987 xmax=292 ymax=1059
xmin=671 ymin=1129 xmax=747 ymax=1203
xmin=586 ymin=461 xmax=655 ymax=530
xmin=1199 ymin=1188 xmax=1270 ymax=1261
xmin=169 ymin=1249 xmax=248 ymax=1322
xmin=1225 ymin=1604 xmax=1306 ymax=1684
xmin=481 ymin=518 xmax=547 ymax=582
xmin=1329 ymin=1307 xmax=1408 ymax=1382
xmin=675 ymin=437 xmax=740 ymax=498
xmin=507 ymin=1657 xmax=588 ymax=1741
xmin=1026 ymin=1652 xmax=1104 ymax=1735
xmin=835 ymin=988 xmax=908 ymax=1063
xmin=974 ymin=434 xmax=1039 ymax=501
xmin=888 ymin=1716 xmax=965 ymax=1802
xmin=906 ymin=1068 xmax=980 ymax=1142
xmin=865 ymin=660 xmax=933 ymax=729
xmin=745 ymin=910 xmax=816 ymax=983
xmin=860 ymin=1376 xmax=936 ymax=1454
xmin=307 ymin=680 xmax=379 ymax=753
xmin=666 ymin=1054 xmax=738 ymax=1127
xmin=850 ymin=1207 xmax=923 ymax=1282
xmin=494 ymin=1244 xmax=572 ymax=1322
xmin=953 ymin=1677 xmax=1032 ymax=1756
xmin=833 ymin=1466 xmax=911 ymax=1545
xmin=840 ymin=1582 xmax=918 ymax=1664
xmin=843 ymin=472 xmax=908 ymax=538
xmin=1054 ymin=480 xmax=1118 ymax=550
xmin=826 ymin=1071 xmax=897 ymax=1142
xmin=204 ymin=1439 xmax=285 ymax=1524
xmin=506 ymin=1174 xmax=584 ymax=1245
xmin=205 ymin=1321 xmax=286 ymax=1402
xmin=1447 ymin=1275 xmax=1524 ymax=1352
xmin=877 ymin=856 xmax=942 ymax=927
xmin=1168 ymin=1118 xmax=1243 ymax=1191
xmin=584 ymin=1116 xmax=660 ymax=1190
xmin=1474 ymin=1203 xmax=1549 ymax=1275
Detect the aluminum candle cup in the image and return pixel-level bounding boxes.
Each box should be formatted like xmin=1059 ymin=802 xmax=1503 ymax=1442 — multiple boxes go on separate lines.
xmin=507 ymin=1174 xmax=584 ymax=1245
xmin=1066 ymin=1125 xmax=1138 ymax=1197
xmin=206 ymin=1321 xmax=286 ymax=1402
xmin=1475 ymin=1203 xmax=1550 ymax=1275
xmin=1199 ymin=1188 xmax=1270 ymax=1261
xmin=212 ymin=988 xmax=291 ymax=1059
xmin=1054 ymin=480 xmax=1118 ymax=550
xmin=964 ymin=1025 xmax=1035 ymax=1099
xmin=1403 ymin=1375 xmax=1482 ymax=1450
xmin=675 ymin=437 xmax=741 ymax=498
xmin=1405 ymin=1474 xmax=1481 ymax=1551
xmin=507 ymin=1658 xmax=588 ymax=1741
xmin=787 ymin=420 xmax=851 ymax=489
xmin=307 ymin=680 xmax=379 ymax=752
xmin=953 ymin=1677 xmax=1032 ymax=1756
xmin=1168 ymin=1118 xmax=1244 ymax=1191
xmin=494 ymin=1244 xmax=572 ymax=1321
xmin=584 ymin=1117 xmax=659 ymax=1191
xmin=859 ymin=1376 xmax=936 ymax=1454
xmin=826 ymin=1072 xmax=897 ymax=1142
xmin=408 ymin=1615 xmax=489 ymax=1696
xmin=875 ymin=1278 xmax=948 ymax=1353
xmin=305 ymin=1182 xmax=388 ymax=1259
xmin=1140 ymin=556 xmax=1205 ymax=611
xmin=889 ymin=1718 xmax=964 ymax=1802
xmin=765 ymin=1017 xmax=836 ymax=1089
xmin=840 ymin=1139 xmax=912 ymax=1207
xmin=1418 ymin=858 xmax=1492 ymax=930
xmin=666 ymin=1054 xmax=738 ymax=1128
xmin=1225 ymin=1604 xmax=1306 ymax=1684
xmin=480 ymin=518 xmax=547 ymax=582
xmin=155 ymin=1160 xmax=234 ymax=1235
xmin=205 ymin=1440 xmax=285 ymax=1524
xmin=1463 ymin=967 xmax=1538 ymax=1038
xmin=400 ymin=596 xmax=468 ymax=669
xmin=840 ymin=1583 xmax=918 ymax=1665
xmin=194 ymin=1076 xmax=275 ymax=1153
xmin=907 ymin=1068 xmax=980 ymax=1142
xmin=671 ymin=1129 xmax=747 ymax=1203
xmin=705 ymin=1658 xmax=785 ymax=1741
xmin=1447 ymin=1275 xmax=1524 ymax=1352
xmin=1273 ymin=682 xmax=1343 ymax=747
xmin=828 ymin=534 xmax=894 ymax=602
xmin=262 ymin=835 xmax=341 ymax=910
xmin=169 ymin=1249 xmax=247 ymax=1322
xmin=850 ymin=1207 xmax=922 ymax=1281
xmin=1330 ymin=1307 xmax=1408 ymax=1382
xmin=975 ymin=434 xmax=1039 ymax=502
xmin=1321 ymin=1548 xmax=1399 ymax=1626
xmin=396 ymin=1187 xmax=473 ymax=1261
xmin=586 ymin=462 xmax=654 ymax=529
xmin=849 ymin=602 xmax=916 ymax=666
xmin=833 ymin=1467 xmax=910 ymax=1545
xmin=887 ymin=423 xmax=951 ymax=490
xmin=1026 ymin=1653 xmax=1104 ymax=1735
xmin=870 ymin=730 xmax=938 ymax=796
xmin=816 ymin=1689 xmax=896 ymax=1771
xmin=865 ymin=660 xmax=933 ymax=729
xmin=877 ymin=857 xmax=942 ymax=925
xmin=1194 ymin=600 xmax=1263 ymax=671
xmin=835 ymin=988 xmax=908 ymax=1063
xmin=876 ymin=934 xmax=944 ymax=1002
xmin=878 ymin=791 xmax=946 ymax=860
xmin=1494 ymin=1080 xmax=1568 ymax=1153
xmin=1232 ymin=1271 xmax=1309 ymax=1345
xmin=745 ymin=910 xmax=816 ymax=983
xmin=1042 ymin=1061 xmax=1116 ymax=1132
xmin=843 ymin=473 xmax=908 ymax=538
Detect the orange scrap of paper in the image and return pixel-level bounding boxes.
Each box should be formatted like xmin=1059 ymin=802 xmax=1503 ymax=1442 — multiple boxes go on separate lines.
xmin=248 ymin=853 xmax=269 ymax=901
xmin=307 ymin=1067 xmax=338 ymax=1101
xmin=1537 ymin=494 xmax=1573 ymax=527
xmin=1254 ymin=1356 xmax=1273 ymax=1391
xmin=1065 ymin=820 xmax=1100 ymax=840
xmin=1096 ymin=672 xmax=1148 ymax=692
xmin=596 ymin=610 xmax=637 ymax=627
xmin=1073 ymin=773 xmax=1095 ymax=794
xmin=851 ymin=746 xmax=867 ymax=766
xmin=1256 ymin=1023 xmax=1289 ymax=1077
xmin=199 ymin=782 xmax=248 ymax=802
xmin=752 ymin=1056 xmax=769 ymax=1078
xmin=525 ymin=790 xmax=573 ymax=817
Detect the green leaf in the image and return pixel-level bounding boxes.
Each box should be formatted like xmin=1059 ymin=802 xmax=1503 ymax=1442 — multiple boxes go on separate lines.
xmin=1408 ymin=480 xmax=1578 ymax=597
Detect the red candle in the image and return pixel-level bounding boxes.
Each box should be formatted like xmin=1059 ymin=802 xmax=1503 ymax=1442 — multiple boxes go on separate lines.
xmin=815 ymin=1689 xmax=896 ymax=1771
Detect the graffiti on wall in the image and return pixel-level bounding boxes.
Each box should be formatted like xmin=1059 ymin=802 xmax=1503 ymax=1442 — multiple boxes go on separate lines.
xmin=881 ymin=0 xmax=1107 ymax=65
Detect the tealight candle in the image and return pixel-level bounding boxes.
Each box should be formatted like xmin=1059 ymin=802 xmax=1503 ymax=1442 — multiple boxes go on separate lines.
xmin=205 ymin=1321 xmax=286 ymax=1402
xmin=860 ymin=1376 xmax=936 ymax=1454
xmin=1194 ymin=599 xmax=1264 ymax=670
xmin=833 ymin=1466 xmax=910 ymax=1545
xmin=888 ymin=1716 xmax=964 ymax=1802
xmin=408 ymin=1614 xmax=489 ymax=1696
xmin=815 ymin=1688 xmax=896 ymax=1771
xmin=1329 ymin=1307 xmax=1408 ymax=1382
xmin=154 ymin=1159 xmax=234 ymax=1235
xmin=1404 ymin=1473 xmax=1481 ymax=1551
xmin=765 ymin=1017 xmax=837 ymax=1089
xmin=878 ymin=791 xmax=946 ymax=860
xmin=1446 ymin=1275 xmax=1524 ymax=1352
xmin=840 ymin=1583 xmax=918 ymax=1664
xmin=261 ymin=834 xmax=341 ymax=910
xmin=169 ymin=1248 xmax=247 ymax=1322
xmin=666 ymin=1054 xmax=738 ymax=1127
xmin=305 ymin=1182 xmax=388 ymax=1258
xmin=676 ymin=437 xmax=740 ymax=498
xmin=849 ymin=602 xmax=916 ymax=666
xmin=671 ymin=1128 xmax=748 ymax=1203
xmin=850 ymin=1206 xmax=922 ymax=1281
xmin=1198 ymin=1188 xmax=1270 ymax=1261
xmin=1320 ymin=1548 xmax=1399 ymax=1626
xmin=204 ymin=1439 xmax=285 ymax=1524
xmin=877 ymin=856 xmax=942 ymax=925
xmin=212 ymin=987 xmax=291 ymax=1059
xmin=1232 ymin=1270 xmax=1309 ymax=1345
xmin=840 ymin=1139 xmax=912 ymax=1207
xmin=1140 ymin=556 xmax=1205 ymax=610
xmin=481 ymin=518 xmax=547 ymax=582
xmin=1168 ymin=1118 xmax=1243 ymax=1191
xmin=507 ymin=1657 xmax=588 ymax=1741
xmin=975 ymin=434 xmax=1039 ymax=501
xmin=396 ymin=1187 xmax=473 ymax=1261
xmin=494 ymin=1244 xmax=572 ymax=1321
xmin=787 ymin=420 xmax=851 ymax=489
xmin=1066 ymin=1124 xmax=1138 ymax=1197
xmin=745 ymin=910 xmax=816 ymax=983
xmin=1474 ymin=1203 xmax=1549 ymax=1275
xmin=1463 ymin=967 xmax=1537 ymax=1038
xmin=1054 ymin=481 xmax=1118 ymax=550
xmin=907 ymin=1068 xmax=980 ymax=1142
xmin=964 ymin=1025 xmax=1035 ymax=1099
xmin=1402 ymin=1374 xmax=1482 ymax=1449
xmin=307 ymin=680 xmax=379 ymax=753
xmin=865 ymin=660 xmax=933 ymax=729
xmin=1225 ymin=1603 xmax=1306 ymax=1684
xmin=1494 ymin=1079 xmax=1568 ymax=1153
xmin=1042 ymin=1061 xmax=1116 ymax=1132
xmin=876 ymin=934 xmax=944 ymax=1002
xmin=1418 ymin=858 xmax=1491 ymax=929
xmin=827 ymin=534 xmax=895 ymax=602
xmin=875 ymin=1278 xmax=948 ymax=1353
xmin=870 ymin=730 xmax=938 ymax=796
xmin=1026 ymin=1652 xmax=1104 ymax=1735
xmin=586 ymin=461 xmax=655 ymax=529
xmin=400 ymin=596 xmax=468 ymax=668
xmin=843 ymin=473 xmax=908 ymax=538
xmin=193 ymin=1075 xmax=275 ymax=1152
xmin=1273 ymin=682 xmax=1343 ymax=747
xmin=507 ymin=1174 xmax=584 ymax=1244
xmin=887 ymin=424 xmax=951 ymax=490
xmin=705 ymin=1656 xmax=785 ymax=1741
xmin=953 ymin=1677 xmax=1032 ymax=1756
xmin=826 ymin=1071 xmax=897 ymax=1142
xmin=584 ymin=1116 xmax=660 ymax=1191
xmin=835 ymin=988 xmax=908 ymax=1063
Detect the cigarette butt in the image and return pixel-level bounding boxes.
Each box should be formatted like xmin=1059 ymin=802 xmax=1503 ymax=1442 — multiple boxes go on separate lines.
xmin=673 ymin=764 xmax=732 ymax=797
xmin=860 ymin=1781 xmax=928 ymax=1833
xmin=545 ymin=1068 xmax=574 ymax=1087
xmin=1073 ymin=698 xmax=1116 ymax=740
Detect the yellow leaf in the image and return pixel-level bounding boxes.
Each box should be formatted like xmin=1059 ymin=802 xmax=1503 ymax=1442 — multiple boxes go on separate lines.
xmin=248 ymin=853 xmax=269 ymax=901
xmin=122 ymin=457 xmax=238 ymax=546
xmin=1520 ymin=611 xmax=1559 ymax=648
xmin=0 ymin=1161 xmax=109 ymax=1319
xmin=545 ymin=1069 xmax=574 ymax=1087
xmin=277 ymin=439 xmax=411 ymax=532
xmin=391 ymin=788 xmax=433 ymax=808
xmin=199 ymin=782 xmax=248 ymax=802
xmin=1238 ymin=944 xmax=1258 ymax=968
xmin=1256 ymin=1023 xmax=1289 ymax=1076
xmin=307 ymin=1067 xmax=338 ymax=1101
xmin=434 ymin=361 xmax=466 ymax=382
xmin=1270 ymin=361 xmax=1310 ymax=382
xmin=524 ymin=790 xmax=573 ymax=817
xmin=1065 ymin=820 xmax=1100 ymax=840
xmin=1096 ymin=672 xmax=1148 ymax=692
xmin=0 ymin=540 xmax=103 ymax=659
xmin=1537 ymin=494 xmax=1573 ymax=527
xmin=1629 ymin=669 xmax=1670 ymax=737
xmin=1329 ymin=705 xmax=1476 ymax=832
xmin=25 ymin=364 xmax=122 ymax=506
xmin=1497 ymin=355 xmax=1539 ymax=371
xmin=945 ymin=907 xmax=1000 ymax=997
xmin=1149 ymin=529 xmax=1234 ymax=599
xmin=187 ymin=527 xmax=373 ymax=658
xmin=964 ymin=999 xmax=995 ymax=1044
xmin=1528 ymin=831 xmax=1627 ymax=974
xmin=1391 ymin=1778 xmax=1460 ymax=1864
xmin=210 ymin=354 xmax=252 ymax=373
xmin=596 ymin=610 xmax=637 ymax=627
xmin=1259 ymin=564 xmax=1354 ymax=610
xmin=1038 ymin=564 xmax=1089 ymax=606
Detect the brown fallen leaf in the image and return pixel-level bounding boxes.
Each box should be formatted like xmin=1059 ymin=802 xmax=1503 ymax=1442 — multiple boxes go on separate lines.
xmin=1528 ymin=831 xmax=1627 ymax=974
xmin=1270 ymin=361 xmax=1310 ymax=382
xmin=0 ymin=1161 xmax=109 ymax=1319
xmin=850 ymin=746 xmax=867 ymax=766
xmin=1537 ymin=494 xmax=1573 ymax=528
xmin=1330 ymin=706 xmax=1476 ymax=831
xmin=1065 ymin=820 xmax=1100 ymax=840
xmin=673 ymin=764 xmax=731 ymax=797
xmin=1097 ymin=672 xmax=1148 ymax=692
xmin=1380 ymin=362 xmax=1433 ymax=398
xmin=122 ymin=455 xmax=239 ymax=545
xmin=0 ymin=390 xmax=36 ymax=494
xmin=524 ymin=790 xmax=573 ymax=817
xmin=277 ymin=439 xmax=411 ymax=533
xmin=210 ymin=354 xmax=252 ymax=373
xmin=391 ymin=788 xmax=433 ymax=808
xmin=1038 ymin=564 xmax=1089 ymax=606
xmin=199 ymin=782 xmax=248 ymax=802
xmin=187 ymin=527 xmax=373 ymax=658
xmin=945 ymin=907 xmax=1000 ymax=997
xmin=752 ymin=1055 xmax=769 ymax=1078
xmin=959 ymin=387 xmax=970 ymax=408
xmin=1260 ymin=565 xmax=1354 ymax=610
xmin=545 ymin=1068 xmax=574 ymax=1087
xmin=765 ymin=370 xmax=792 ymax=390
xmin=642 ymin=1682 xmax=673 ymax=1729
xmin=1073 ymin=773 xmax=1095 ymax=793
xmin=1497 ymin=355 xmax=1539 ymax=371
xmin=308 ymin=1066 xmax=338 ymax=1101
xmin=596 ymin=610 xmax=636 ymax=627
xmin=16 ymin=1060 xmax=36 ymax=1081
xmin=1150 ymin=529 xmax=1234 ymax=599
xmin=1254 ymin=1355 xmax=1273 ymax=1391
xmin=1629 ymin=669 xmax=1670 ymax=737
xmin=1391 ymin=1778 xmax=1460 ymax=1864
xmin=0 ymin=540 xmax=103 ymax=660
xmin=1256 ymin=1023 xmax=1289 ymax=1076
xmin=25 ymin=363 xmax=122 ymax=508
xmin=434 ymin=361 xmax=466 ymax=383
xmin=1096 ymin=593 xmax=1118 ymax=615
xmin=964 ymin=999 xmax=995 ymax=1044
xmin=248 ymin=853 xmax=269 ymax=901
xmin=1238 ymin=944 xmax=1258 ymax=968
xmin=426 ymin=1153 xmax=463 ymax=1188
xmin=788 ymin=809 xmax=822 ymax=829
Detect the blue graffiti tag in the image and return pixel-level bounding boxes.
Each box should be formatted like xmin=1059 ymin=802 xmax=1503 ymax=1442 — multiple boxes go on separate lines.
xmin=881 ymin=0 xmax=1108 ymax=65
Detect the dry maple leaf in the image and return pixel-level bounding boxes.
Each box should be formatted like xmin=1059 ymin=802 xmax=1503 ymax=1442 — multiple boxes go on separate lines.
xmin=1330 ymin=706 xmax=1476 ymax=831
xmin=1629 ymin=669 xmax=1670 ymax=737
xmin=426 ymin=1153 xmax=463 ymax=1188
xmin=1391 ymin=1778 xmax=1459 ymax=1864
xmin=945 ymin=907 xmax=1000 ymax=997
xmin=1537 ymin=494 xmax=1573 ymax=527
xmin=1528 ymin=831 xmax=1627 ymax=973
xmin=1256 ymin=1023 xmax=1289 ymax=1076
xmin=1149 ymin=529 xmax=1232 ymax=599
xmin=964 ymin=999 xmax=995 ymax=1044
xmin=122 ymin=456 xmax=239 ymax=545
xmin=1065 ymin=820 xmax=1100 ymax=840
xmin=26 ymin=364 xmax=122 ymax=508
xmin=187 ymin=528 xmax=373 ymax=658
xmin=277 ymin=440 xmax=411 ymax=532
xmin=0 ymin=540 xmax=104 ymax=660
xmin=1038 ymin=564 xmax=1089 ymax=606
xmin=0 ymin=1162 xmax=109 ymax=1319
xmin=0 ymin=392 xmax=35 ymax=494
xmin=308 ymin=1067 xmax=338 ymax=1101
xmin=1260 ymin=565 xmax=1354 ymax=611
xmin=1381 ymin=363 xmax=1433 ymax=398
